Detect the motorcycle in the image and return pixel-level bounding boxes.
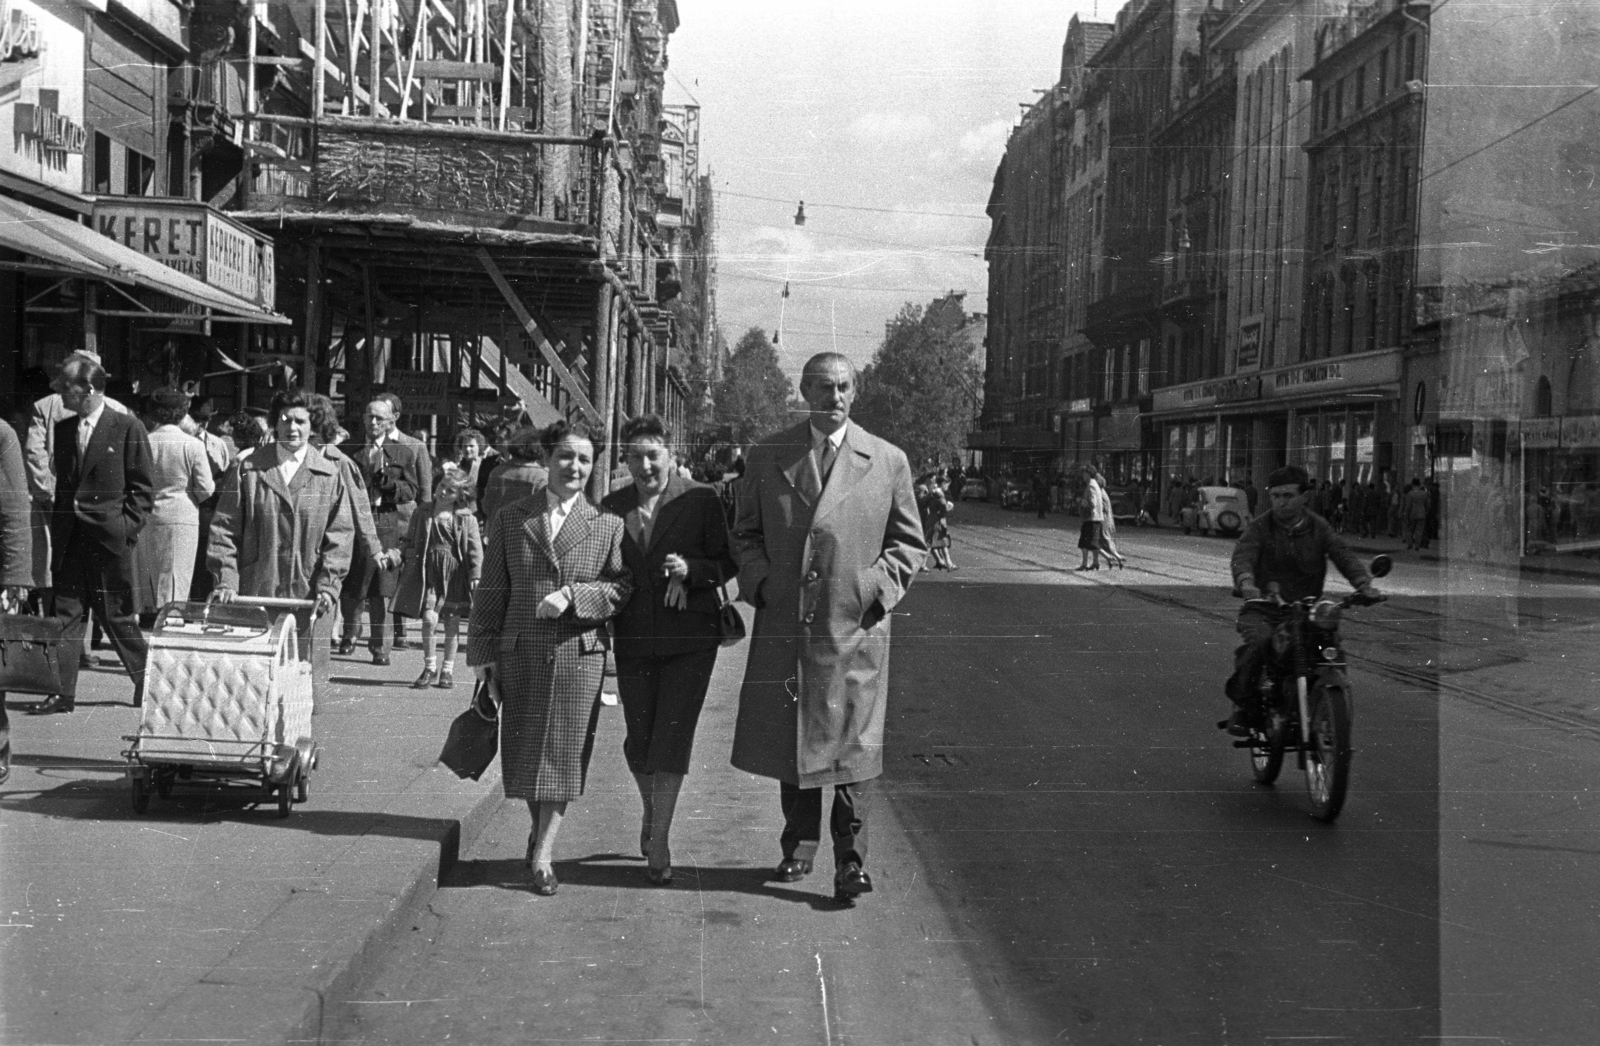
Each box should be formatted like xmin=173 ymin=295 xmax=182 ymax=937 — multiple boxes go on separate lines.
xmin=1224 ymin=555 xmax=1392 ymax=822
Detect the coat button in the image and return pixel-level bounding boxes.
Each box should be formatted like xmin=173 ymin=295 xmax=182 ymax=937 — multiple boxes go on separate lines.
xmin=806 ymin=570 xmax=818 ymax=581
xmin=804 ymin=612 xmax=815 ymax=624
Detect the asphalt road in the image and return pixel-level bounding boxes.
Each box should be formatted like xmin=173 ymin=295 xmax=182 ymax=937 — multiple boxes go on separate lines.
xmin=325 ymin=505 xmax=1600 ymax=1045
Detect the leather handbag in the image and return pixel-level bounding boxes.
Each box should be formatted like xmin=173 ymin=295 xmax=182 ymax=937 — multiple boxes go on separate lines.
xmin=0 ymin=609 xmax=75 ymax=698
xmin=438 ymin=680 xmax=499 ymax=781
xmin=715 ymin=579 xmax=746 ymax=648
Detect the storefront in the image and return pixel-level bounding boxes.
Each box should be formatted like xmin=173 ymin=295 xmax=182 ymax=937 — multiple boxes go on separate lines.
xmin=0 ymin=194 xmax=287 ymax=402
xmin=1150 ymin=347 xmax=1404 ymax=489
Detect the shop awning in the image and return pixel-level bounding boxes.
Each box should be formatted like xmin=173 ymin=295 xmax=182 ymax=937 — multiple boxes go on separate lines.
xmin=0 ymin=194 xmax=289 ymax=324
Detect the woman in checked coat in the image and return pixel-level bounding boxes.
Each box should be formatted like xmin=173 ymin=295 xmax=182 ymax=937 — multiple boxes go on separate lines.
xmin=468 ymin=419 xmax=632 ymax=896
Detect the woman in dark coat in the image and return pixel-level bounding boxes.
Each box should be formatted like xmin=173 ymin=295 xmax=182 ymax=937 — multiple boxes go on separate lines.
xmin=601 ymin=414 xmax=736 ymax=885
xmin=467 ymin=419 xmax=632 ymax=896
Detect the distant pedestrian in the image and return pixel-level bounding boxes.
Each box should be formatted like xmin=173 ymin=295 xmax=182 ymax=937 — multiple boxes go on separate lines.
xmin=1403 ymin=478 xmax=1430 ymax=550
xmin=1092 ymin=468 xmax=1125 ymax=569
xmin=468 ymin=419 xmax=633 ymax=896
xmin=1076 ymin=467 xmax=1105 ymax=571
xmin=601 ymin=414 xmax=737 ymax=886
xmin=395 ymin=467 xmax=482 ymax=690
xmin=1031 ymin=469 xmax=1050 ymax=519
xmin=1241 ymin=477 xmax=1258 ymax=517
xmin=480 ymin=426 xmax=547 ymax=526
xmin=134 ymin=388 xmax=214 ymax=619
xmin=231 ymin=411 xmax=270 ymax=461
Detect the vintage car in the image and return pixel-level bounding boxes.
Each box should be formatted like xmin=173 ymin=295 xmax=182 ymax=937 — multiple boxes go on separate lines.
xmin=999 ymin=475 xmax=1033 ymax=511
xmin=1180 ymin=485 xmax=1251 ymax=536
xmin=1108 ymin=488 xmax=1150 ymax=526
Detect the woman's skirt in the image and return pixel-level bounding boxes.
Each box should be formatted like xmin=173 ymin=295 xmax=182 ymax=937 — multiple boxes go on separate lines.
xmin=1078 ymin=520 xmax=1103 ymax=550
xmin=930 ymin=519 xmax=951 ymax=550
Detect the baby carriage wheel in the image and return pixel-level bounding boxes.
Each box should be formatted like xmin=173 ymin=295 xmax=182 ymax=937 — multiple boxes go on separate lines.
xmin=130 ymin=770 xmax=152 ymax=815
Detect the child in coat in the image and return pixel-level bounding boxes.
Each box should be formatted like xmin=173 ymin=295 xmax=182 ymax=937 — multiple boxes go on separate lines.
xmin=395 ymin=467 xmax=483 ymax=689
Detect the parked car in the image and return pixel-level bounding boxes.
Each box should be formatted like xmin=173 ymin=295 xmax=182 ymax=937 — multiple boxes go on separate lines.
xmin=999 ymin=476 xmax=1032 ymax=511
xmin=957 ymin=475 xmax=988 ymax=501
xmin=1182 ymin=486 xmax=1250 ymax=536
xmin=1108 ymin=488 xmax=1151 ymax=526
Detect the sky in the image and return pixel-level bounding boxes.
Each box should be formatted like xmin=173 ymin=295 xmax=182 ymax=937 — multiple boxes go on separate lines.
xmin=664 ymin=0 xmax=1103 ymax=382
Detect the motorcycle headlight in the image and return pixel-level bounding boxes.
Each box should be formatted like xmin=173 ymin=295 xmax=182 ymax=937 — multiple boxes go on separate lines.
xmin=1310 ymin=600 xmax=1343 ymax=630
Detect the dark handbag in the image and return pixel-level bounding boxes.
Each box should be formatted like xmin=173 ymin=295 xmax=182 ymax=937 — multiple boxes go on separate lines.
xmin=0 ymin=609 xmax=75 ymax=698
xmin=438 ymin=680 xmax=499 ymax=781
xmin=715 ymin=579 xmax=746 ymax=648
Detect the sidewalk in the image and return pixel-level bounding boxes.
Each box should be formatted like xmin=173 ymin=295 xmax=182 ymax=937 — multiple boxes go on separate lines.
xmin=0 ymin=641 xmax=504 ymax=1046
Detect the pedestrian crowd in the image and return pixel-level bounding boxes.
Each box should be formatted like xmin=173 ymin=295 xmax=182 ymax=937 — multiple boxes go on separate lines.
xmin=0 ymin=348 xmax=928 ymax=912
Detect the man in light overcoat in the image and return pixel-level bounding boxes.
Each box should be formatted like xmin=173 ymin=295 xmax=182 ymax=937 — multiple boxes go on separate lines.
xmin=731 ymin=352 xmax=927 ymax=904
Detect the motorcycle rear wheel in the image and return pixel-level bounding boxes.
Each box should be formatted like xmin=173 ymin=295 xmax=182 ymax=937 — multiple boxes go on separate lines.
xmin=1304 ymin=685 xmax=1353 ymax=822
xmin=1248 ymin=708 xmax=1289 ymax=785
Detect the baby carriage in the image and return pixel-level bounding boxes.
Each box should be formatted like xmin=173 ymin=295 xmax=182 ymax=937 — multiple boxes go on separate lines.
xmin=122 ymin=596 xmax=321 ymax=818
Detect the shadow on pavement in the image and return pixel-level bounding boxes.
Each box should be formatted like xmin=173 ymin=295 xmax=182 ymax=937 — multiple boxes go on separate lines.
xmin=1 ymin=777 xmax=465 ymax=842
xmin=445 ymin=852 xmax=846 ymax=909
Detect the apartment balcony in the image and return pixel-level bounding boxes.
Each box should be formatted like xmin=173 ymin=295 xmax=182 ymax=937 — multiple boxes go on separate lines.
xmin=1161 ymin=274 xmax=1209 ymax=309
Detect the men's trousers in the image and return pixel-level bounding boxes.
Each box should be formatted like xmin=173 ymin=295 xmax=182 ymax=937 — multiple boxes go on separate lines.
xmin=1226 ymin=605 xmax=1278 ymax=708
xmin=780 ymin=780 xmax=869 ymax=869
xmin=54 ymin=532 xmax=147 ymax=702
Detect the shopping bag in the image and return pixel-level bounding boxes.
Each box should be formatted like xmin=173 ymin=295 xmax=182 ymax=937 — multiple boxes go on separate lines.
xmin=0 ymin=610 xmax=75 ymax=698
xmin=438 ymin=680 xmax=499 ymax=781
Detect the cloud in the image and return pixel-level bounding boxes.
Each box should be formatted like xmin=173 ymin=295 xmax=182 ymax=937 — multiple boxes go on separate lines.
xmin=849 ymin=111 xmax=936 ymax=141
xmin=958 ymin=118 xmax=1012 ymax=159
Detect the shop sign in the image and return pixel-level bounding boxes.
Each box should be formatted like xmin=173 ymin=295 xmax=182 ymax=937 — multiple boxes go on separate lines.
xmin=1068 ymin=397 xmax=1093 ymax=414
xmin=1561 ymin=414 xmax=1600 ymax=449
xmin=1260 ymin=348 xmax=1401 ymax=400
xmin=94 ymin=200 xmax=275 ymax=308
xmin=1236 ymin=317 xmax=1262 ymax=372
xmin=12 ymin=100 xmax=85 ymax=154
xmin=1 ymin=0 xmax=43 ymax=62
xmin=1154 ymin=374 xmax=1261 ymax=412
xmin=1520 ymin=417 xmax=1562 ymax=450
xmin=384 ymin=372 xmax=452 ymax=415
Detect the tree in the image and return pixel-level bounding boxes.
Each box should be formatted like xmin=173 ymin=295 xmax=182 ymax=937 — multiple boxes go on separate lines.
xmin=852 ymin=299 xmax=982 ymax=471
xmin=713 ymin=327 xmax=794 ymax=445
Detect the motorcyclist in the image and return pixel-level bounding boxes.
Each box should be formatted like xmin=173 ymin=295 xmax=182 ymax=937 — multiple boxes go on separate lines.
xmin=1224 ymin=465 xmax=1381 ymax=736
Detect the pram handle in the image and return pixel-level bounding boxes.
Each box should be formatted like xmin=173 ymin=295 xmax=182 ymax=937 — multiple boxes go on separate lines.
xmin=228 ymin=596 xmax=318 ymax=610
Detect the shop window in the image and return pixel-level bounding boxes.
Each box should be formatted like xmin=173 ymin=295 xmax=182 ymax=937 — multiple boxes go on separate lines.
xmin=1536 ymin=375 xmax=1553 ymax=417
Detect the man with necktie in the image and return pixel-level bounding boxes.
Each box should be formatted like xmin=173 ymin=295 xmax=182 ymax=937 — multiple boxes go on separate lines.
xmin=337 ymin=397 xmax=422 ymax=665
xmin=730 ymin=352 xmax=927 ymax=905
xmin=33 ymin=355 xmax=154 ymax=713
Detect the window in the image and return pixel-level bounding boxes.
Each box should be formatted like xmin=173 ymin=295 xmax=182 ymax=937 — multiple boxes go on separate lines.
xmin=1405 ymin=34 xmax=1417 ymax=82
xmin=1370 ymin=170 xmax=1384 ymax=234
xmin=1334 ymin=79 xmax=1344 ymax=123
xmin=1355 ymin=64 xmax=1366 ymax=111
xmin=93 ymin=131 xmax=156 ymax=196
xmin=1365 ymin=275 xmax=1379 ymax=352
xmin=93 ymin=133 xmax=112 ymax=194
xmin=1377 ymin=48 xmax=1389 ymax=98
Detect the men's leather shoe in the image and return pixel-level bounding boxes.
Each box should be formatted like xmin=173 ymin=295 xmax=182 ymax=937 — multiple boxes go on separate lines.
xmin=1224 ymin=708 xmax=1252 ymax=737
xmin=337 ymin=639 xmax=357 ymax=656
xmin=28 ymin=694 xmax=74 ymax=716
xmin=774 ymin=857 xmax=812 ymax=882
xmin=372 ymin=653 xmax=391 ymax=667
xmin=411 ymin=667 xmax=436 ymax=689
xmin=834 ymin=862 xmax=873 ymax=903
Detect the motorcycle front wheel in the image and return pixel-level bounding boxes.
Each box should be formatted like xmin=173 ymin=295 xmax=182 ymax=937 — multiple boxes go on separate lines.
xmin=1304 ymin=684 xmax=1353 ymax=822
xmin=1249 ymin=708 xmax=1289 ymax=785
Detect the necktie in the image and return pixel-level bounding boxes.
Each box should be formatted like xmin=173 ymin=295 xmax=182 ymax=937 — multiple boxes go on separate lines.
xmin=818 ymin=439 xmax=838 ymax=484
xmin=77 ymin=417 xmax=93 ymax=457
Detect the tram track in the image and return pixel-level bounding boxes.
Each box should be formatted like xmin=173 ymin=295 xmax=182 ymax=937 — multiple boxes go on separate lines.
xmin=949 ymin=522 xmax=1600 ymax=742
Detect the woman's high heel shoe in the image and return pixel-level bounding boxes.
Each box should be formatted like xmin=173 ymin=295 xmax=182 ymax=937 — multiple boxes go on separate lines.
xmin=646 ymin=863 xmax=674 ymax=886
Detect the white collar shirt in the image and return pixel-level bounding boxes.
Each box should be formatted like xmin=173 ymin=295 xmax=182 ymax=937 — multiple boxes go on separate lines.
xmin=546 ymin=487 xmax=583 ymax=541
xmin=77 ymin=401 xmax=107 ymax=455
xmin=808 ymin=421 xmax=848 ymax=455
xmin=278 ymin=444 xmax=310 ymax=486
